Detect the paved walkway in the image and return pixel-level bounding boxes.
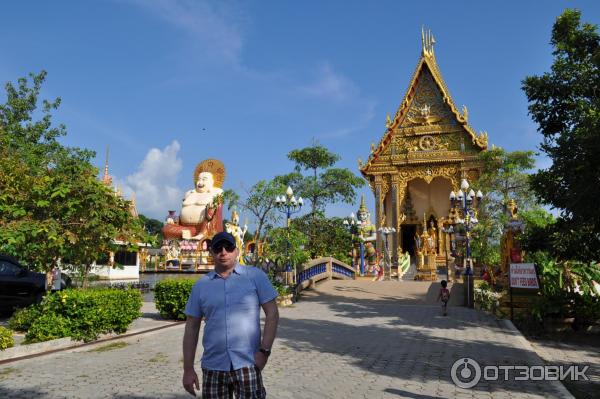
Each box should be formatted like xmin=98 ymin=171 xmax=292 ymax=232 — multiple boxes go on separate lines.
xmin=529 ymin=335 xmax=600 ymax=399
xmin=0 ymin=280 xmax=575 ymax=398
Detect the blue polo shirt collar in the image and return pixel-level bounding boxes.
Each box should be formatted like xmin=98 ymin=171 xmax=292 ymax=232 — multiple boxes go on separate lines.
xmin=207 ymin=264 xmax=243 ymax=279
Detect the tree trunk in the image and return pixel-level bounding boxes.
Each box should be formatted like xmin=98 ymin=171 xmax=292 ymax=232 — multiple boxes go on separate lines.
xmin=82 ymin=264 xmax=91 ymax=289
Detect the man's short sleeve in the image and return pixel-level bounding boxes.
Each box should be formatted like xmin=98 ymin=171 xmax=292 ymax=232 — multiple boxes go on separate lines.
xmin=184 ymin=282 xmax=204 ymax=318
xmin=252 ymin=268 xmax=278 ymax=304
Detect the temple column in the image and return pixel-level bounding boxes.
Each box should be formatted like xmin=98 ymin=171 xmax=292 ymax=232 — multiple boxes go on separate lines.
xmin=374 ymin=175 xmax=383 ymax=254
xmin=391 ymin=175 xmax=405 ymax=266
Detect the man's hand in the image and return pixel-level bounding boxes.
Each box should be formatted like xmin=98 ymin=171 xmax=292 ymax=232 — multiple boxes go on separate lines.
xmin=254 ymin=351 xmax=268 ymax=370
xmin=182 ymin=368 xmax=199 ymax=396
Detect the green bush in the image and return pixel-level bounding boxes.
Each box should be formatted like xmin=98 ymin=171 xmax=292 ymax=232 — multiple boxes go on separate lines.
xmin=8 ymin=304 xmax=43 ymax=332
xmin=0 ymin=326 xmax=14 ymax=350
xmin=25 ymin=288 xmax=142 ymax=343
xmin=266 ymin=271 xmax=292 ymax=296
xmin=154 ymin=278 xmax=197 ymax=320
xmin=474 ymin=283 xmax=503 ymax=314
xmin=25 ymin=313 xmax=71 ymax=343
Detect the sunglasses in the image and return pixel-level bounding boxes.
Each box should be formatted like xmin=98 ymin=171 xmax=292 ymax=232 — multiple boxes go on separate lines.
xmin=211 ymin=243 xmax=236 ymax=253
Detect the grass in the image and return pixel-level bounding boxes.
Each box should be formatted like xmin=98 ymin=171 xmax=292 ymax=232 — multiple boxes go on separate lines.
xmin=88 ymin=341 xmax=129 ymax=352
xmin=148 ymin=352 xmax=168 ymax=363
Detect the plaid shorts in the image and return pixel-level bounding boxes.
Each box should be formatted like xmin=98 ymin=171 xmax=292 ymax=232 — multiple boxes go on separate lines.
xmin=202 ymin=365 xmax=266 ymax=399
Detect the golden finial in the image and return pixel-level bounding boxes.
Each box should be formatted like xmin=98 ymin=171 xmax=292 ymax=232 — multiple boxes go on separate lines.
xmin=385 ymin=114 xmax=392 ymax=128
xmin=102 ymin=146 xmax=112 ymax=186
xmin=370 ymin=142 xmax=376 ymax=153
xmin=421 ymin=27 xmax=436 ymax=58
xmin=358 ymin=158 xmax=363 ymax=168
xmin=462 ymin=105 xmax=469 ymax=122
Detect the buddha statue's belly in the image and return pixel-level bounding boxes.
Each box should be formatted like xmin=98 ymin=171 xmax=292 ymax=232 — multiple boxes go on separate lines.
xmin=180 ymin=204 xmax=207 ymax=225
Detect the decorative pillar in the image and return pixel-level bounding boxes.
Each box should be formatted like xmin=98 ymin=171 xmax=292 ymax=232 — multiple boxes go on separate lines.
xmin=374 ymin=175 xmax=383 ymax=254
xmin=391 ymin=175 xmax=405 ymax=265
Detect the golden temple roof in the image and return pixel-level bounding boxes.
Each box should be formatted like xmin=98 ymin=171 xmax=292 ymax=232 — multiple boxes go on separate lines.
xmin=360 ymin=29 xmax=488 ymax=176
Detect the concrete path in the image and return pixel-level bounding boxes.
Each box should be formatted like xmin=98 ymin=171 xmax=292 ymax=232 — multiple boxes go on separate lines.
xmin=0 ymin=280 xmax=573 ymax=398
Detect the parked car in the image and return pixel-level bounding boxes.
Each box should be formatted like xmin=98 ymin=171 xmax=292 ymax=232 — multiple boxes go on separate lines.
xmin=0 ymin=254 xmax=71 ymax=313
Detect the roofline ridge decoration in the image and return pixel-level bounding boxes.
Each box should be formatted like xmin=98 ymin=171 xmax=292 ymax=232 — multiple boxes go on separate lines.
xmin=361 ymin=29 xmax=488 ymax=174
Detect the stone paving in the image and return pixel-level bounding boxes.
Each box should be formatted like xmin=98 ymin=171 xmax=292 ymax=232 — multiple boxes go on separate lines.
xmin=0 ymin=279 xmax=576 ymax=398
xmin=528 ymin=335 xmax=600 ymax=399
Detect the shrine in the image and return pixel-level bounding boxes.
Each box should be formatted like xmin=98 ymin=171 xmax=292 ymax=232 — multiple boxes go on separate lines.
xmin=359 ymin=30 xmax=488 ymax=279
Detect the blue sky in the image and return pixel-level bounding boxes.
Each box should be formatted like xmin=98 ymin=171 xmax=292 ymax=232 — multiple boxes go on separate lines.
xmin=2 ymin=1 xmax=599 ymax=225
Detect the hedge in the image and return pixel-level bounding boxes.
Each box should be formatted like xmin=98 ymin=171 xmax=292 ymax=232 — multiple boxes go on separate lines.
xmin=20 ymin=288 xmax=142 ymax=343
xmin=8 ymin=304 xmax=43 ymax=332
xmin=0 ymin=326 xmax=14 ymax=350
xmin=154 ymin=278 xmax=197 ymax=320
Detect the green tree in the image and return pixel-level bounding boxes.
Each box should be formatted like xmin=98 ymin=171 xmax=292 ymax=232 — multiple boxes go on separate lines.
xmin=262 ymin=227 xmax=310 ymax=273
xmin=522 ymin=9 xmax=600 ymax=262
xmin=59 ymin=161 xmax=145 ymax=287
xmin=0 ymin=71 xmax=142 ymax=282
xmin=471 ymin=147 xmax=538 ymax=266
xmin=291 ymin=213 xmax=352 ymax=264
xmin=239 ymin=179 xmax=284 ymax=244
xmin=285 ymin=143 xmax=364 ymax=256
xmin=139 ymin=214 xmax=164 ymax=245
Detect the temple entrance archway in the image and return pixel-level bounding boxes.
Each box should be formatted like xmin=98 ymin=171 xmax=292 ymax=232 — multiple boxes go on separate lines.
xmin=401 ymin=224 xmax=417 ymax=259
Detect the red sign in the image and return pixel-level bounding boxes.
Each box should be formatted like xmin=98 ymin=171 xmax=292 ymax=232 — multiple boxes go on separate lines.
xmin=509 ymin=263 xmax=539 ymax=289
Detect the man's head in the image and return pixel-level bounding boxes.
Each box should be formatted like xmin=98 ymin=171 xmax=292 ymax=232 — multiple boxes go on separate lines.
xmin=210 ymin=231 xmax=239 ymax=268
xmin=196 ymin=172 xmax=215 ymax=193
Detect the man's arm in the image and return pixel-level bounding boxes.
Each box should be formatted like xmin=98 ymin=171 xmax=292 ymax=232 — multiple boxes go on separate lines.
xmin=261 ymin=300 xmax=279 ymax=350
xmin=255 ymin=300 xmax=279 ymax=370
xmin=182 ymin=316 xmax=202 ymax=396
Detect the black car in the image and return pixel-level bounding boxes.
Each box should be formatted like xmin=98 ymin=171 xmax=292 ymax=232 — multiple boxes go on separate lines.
xmin=0 ymin=255 xmax=70 ymax=313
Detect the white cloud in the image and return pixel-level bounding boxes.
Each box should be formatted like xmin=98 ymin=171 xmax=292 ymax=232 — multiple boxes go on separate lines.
xmin=299 ymin=62 xmax=359 ymax=102
xmin=130 ymin=0 xmax=244 ymax=64
xmin=119 ymin=140 xmax=184 ymax=219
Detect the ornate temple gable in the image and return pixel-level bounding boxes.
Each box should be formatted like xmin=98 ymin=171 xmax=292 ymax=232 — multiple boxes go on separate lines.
xmin=360 ymin=30 xmax=488 ymax=177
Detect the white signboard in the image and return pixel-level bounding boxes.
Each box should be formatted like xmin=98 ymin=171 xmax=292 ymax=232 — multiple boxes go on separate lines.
xmin=509 ymin=263 xmax=539 ymax=289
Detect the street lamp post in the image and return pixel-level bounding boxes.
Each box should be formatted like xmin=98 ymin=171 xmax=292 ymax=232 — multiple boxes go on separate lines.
xmin=377 ymin=226 xmax=396 ymax=281
xmin=449 ymin=179 xmax=483 ymax=272
xmin=449 ymin=178 xmax=483 ymax=308
xmin=274 ymin=186 xmax=303 ymax=285
xmin=343 ymin=213 xmax=365 ymax=276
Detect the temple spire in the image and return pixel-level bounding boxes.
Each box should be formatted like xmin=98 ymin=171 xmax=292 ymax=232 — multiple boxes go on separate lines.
xmin=421 ymin=26 xmax=436 ymax=58
xmin=102 ymin=146 xmax=113 ymax=186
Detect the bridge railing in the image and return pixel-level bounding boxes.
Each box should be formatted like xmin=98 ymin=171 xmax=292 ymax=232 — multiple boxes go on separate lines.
xmin=296 ymin=257 xmax=355 ymax=293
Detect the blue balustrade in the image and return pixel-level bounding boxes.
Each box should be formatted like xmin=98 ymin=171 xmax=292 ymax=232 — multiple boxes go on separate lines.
xmin=332 ymin=262 xmax=355 ymax=279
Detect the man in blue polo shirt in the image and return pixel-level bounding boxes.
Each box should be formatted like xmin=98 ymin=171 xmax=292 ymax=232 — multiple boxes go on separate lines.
xmin=182 ymin=232 xmax=279 ymax=398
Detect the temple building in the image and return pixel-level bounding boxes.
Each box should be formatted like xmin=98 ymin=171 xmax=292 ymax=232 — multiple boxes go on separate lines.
xmin=359 ymin=30 xmax=488 ymax=270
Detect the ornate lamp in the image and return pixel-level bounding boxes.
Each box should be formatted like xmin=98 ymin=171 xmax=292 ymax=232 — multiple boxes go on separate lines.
xmin=274 ymin=187 xmax=303 ymax=283
xmin=449 ymin=179 xmax=484 ymax=275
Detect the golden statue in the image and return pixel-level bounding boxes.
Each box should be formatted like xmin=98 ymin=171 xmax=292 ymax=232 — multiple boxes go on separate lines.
xmin=225 ymin=210 xmax=248 ymax=264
